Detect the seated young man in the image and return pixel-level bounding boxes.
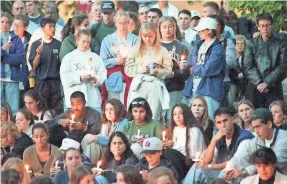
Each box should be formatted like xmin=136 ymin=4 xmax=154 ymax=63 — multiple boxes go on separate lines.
xmin=52 ymin=91 xmax=101 ymax=135
xmin=241 ymin=147 xmax=287 ymax=184
xmin=136 ymin=137 xmax=179 ymax=182
xmin=222 ymin=108 xmax=287 ymax=183
xmin=183 ymin=107 xmax=254 ymax=183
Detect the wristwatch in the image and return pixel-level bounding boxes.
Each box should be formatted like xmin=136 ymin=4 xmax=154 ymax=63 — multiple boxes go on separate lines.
xmin=207 ymin=164 xmax=212 ymax=169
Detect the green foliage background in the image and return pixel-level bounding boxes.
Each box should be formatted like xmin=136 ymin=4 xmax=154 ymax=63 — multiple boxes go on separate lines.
xmin=230 ymin=1 xmax=287 ymax=32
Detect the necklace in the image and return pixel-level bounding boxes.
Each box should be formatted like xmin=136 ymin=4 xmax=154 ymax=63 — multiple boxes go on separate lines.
xmin=36 ymin=144 xmax=50 ymax=156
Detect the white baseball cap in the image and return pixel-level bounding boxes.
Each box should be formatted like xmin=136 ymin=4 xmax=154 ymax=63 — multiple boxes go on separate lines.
xmin=141 ymin=137 xmax=163 ymax=154
xmin=59 ymin=138 xmax=80 ymax=151
xmin=193 ymin=17 xmax=217 ymax=32
xmin=190 ymin=10 xmax=201 ymax=18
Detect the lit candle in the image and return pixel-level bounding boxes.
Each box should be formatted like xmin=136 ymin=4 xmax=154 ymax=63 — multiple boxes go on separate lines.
xmin=88 ymin=58 xmax=93 ymax=75
xmin=97 ymin=160 xmax=102 ymax=169
xmin=137 ymin=129 xmax=140 ymax=138
xmin=181 ymin=55 xmax=185 ymax=61
xmin=25 ymin=164 xmax=32 ymax=174
xmin=55 ymin=160 xmax=60 ymax=169
xmin=8 ymin=36 xmax=11 ymax=42
xmin=162 ymin=130 xmax=166 ymax=140
xmin=71 ymin=114 xmax=75 ymax=123
xmin=196 ymin=152 xmax=201 ymax=159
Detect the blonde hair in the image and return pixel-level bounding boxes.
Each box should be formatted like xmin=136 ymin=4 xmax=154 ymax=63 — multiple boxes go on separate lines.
xmin=269 ymin=100 xmax=287 ymax=125
xmin=1 ymin=101 xmax=15 ymax=122
xmin=236 ymin=99 xmax=254 ymax=112
xmin=2 ymin=157 xmax=31 ymax=184
xmin=147 ymin=167 xmax=177 ymax=184
xmin=137 ymin=22 xmax=161 ymax=57
xmin=235 ymin=35 xmax=247 ymax=45
xmin=190 ymin=96 xmax=210 ymax=130
xmin=158 ymin=16 xmax=177 ymax=41
xmin=1 ymin=121 xmax=21 ymax=146
xmin=114 ymin=11 xmax=129 ymax=23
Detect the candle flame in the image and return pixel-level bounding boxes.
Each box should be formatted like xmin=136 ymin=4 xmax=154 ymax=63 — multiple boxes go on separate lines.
xmin=181 ymin=55 xmax=185 ymax=61
xmin=137 ymin=129 xmax=140 ymax=137
xmin=25 ymin=164 xmax=30 ymax=171
xmin=196 ymin=152 xmax=201 ymax=159
xmin=71 ymin=114 xmax=75 ymax=122
xmin=162 ymin=130 xmax=166 ymax=140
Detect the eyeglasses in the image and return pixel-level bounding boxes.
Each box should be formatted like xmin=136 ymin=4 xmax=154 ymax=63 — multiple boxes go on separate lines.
xmin=131 ymin=101 xmax=145 ymax=105
xmin=258 ymin=24 xmax=272 ymax=28
xmin=14 ymin=7 xmax=24 ymax=11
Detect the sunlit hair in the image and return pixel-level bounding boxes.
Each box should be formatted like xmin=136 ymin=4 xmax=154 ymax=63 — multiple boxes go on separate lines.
xmin=76 ymin=29 xmax=91 ymax=39
xmin=70 ymin=165 xmax=93 ymax=184
xmin=101 ymin=99 xmax=127 ymax=124
xmin=190 ymin=96 xmax=210 ymax=130
xmin=1 ymin=101 xmax=15 ymax=122
xmin=114 ymin=11 xmax=129 ymax=24
xmin=158 ymin=16 xmax=177 ymax=41
xmin=2 ymin=157 xmax=31 ymax=184
xmin=235 ymin=34 xmax=247 ymax=45
xmin=236 ymin=99 xmax=254 ymax=113
xmin=249 ymin=147 xmax=277 ymax=165
xmin=269 ymin=100 xmax=287 ymax=124
xmin=137 ymin=22 xmax=161 ymax=57
xmin=1 ymin=121 xmax=21 ymax=146
xmin=147 ymin=167 xmax=178 ymax=184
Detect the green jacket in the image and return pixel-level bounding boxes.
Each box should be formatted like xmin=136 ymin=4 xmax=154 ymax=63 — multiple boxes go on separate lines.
xmin=243 ymin=34 xmax=287 ymax=88
xmin=59 ymin=34 xmax=76 ymax=62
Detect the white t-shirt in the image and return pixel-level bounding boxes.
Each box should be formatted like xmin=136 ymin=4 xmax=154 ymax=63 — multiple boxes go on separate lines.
xmin=172 ymin=126 xmax=206 ymax=159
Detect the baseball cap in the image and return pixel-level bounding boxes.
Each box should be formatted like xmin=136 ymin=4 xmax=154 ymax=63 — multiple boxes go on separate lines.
xmin=190 ymin=10 xmax=201 ymax=18
xmin=251 ymin=108 xmax=273 ymax=122
xmin=101 ymin=1 xmax=115 ymax=13
xmin=193 ymin=17 xmax=217 ymax=32
xmin=59 ymin=138 xmax=80 ymax=151
xmin=141 ymin=137 xmax=163 ymax=154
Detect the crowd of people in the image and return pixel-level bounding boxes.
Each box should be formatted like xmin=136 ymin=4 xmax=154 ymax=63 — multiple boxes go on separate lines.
xmin=1 ymin=0 xmax=287 ymax=184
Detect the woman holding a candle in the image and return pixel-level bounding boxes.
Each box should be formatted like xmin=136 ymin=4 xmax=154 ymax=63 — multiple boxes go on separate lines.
xmin=100 ymin=11 xmax=138 ymax=107
xmin=24 ymin=89 xmax=53 ymax=123
xmin=125 ymin=22 xmax=172 ymax=121
xmin=120 ymin=97 xmax=163 ymax=159
xmin=23 ymin=123 xmax=61 ymax=176
xmin=81 ymin=99 xmax=129 ymax=165
xmin=158 ymin=16 xmax=190 ymax=126
xmin=94 ymin=131 xmax=138 ymax=183
xmin=1 ymin=121 xmax=33 ymax=159
xmin=53 ymin=148 xmax=82 ymax=184
xmin=163 ymin=104 xmax=206 ymax=167
xmin=2 ymin=157 xmax=31 ymax=184
xmin=15 ymin=108 xmax=35 ymax=138
xmin=60 ymin=29 xmax=107 ymax=113
xmin=190 ymin=96 xmax=214 ymax=143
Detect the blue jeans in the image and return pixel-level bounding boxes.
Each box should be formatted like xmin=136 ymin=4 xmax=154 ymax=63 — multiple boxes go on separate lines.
xmin=1 ymin=81 xmax=19 ymax=115
xmin=182 ymin=93 xmax=220 ymax=120
xmin=183 ymin=165 xmax=221 ymax=184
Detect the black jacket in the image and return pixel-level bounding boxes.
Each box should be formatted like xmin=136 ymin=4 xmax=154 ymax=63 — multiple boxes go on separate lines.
xmin=136 ymin=156 xmax=179 ymax=182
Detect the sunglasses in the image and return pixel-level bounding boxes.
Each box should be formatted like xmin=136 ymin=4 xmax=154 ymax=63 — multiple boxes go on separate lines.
xmin=131 ymin=101 xmax=145 ymax=106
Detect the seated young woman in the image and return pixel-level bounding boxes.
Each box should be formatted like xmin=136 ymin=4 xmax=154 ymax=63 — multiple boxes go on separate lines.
xmin=93 ymin=131 xmax=138 ymax=183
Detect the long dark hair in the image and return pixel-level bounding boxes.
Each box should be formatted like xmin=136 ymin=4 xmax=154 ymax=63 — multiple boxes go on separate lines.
xmin=102 ymin=132 xmax=134 ymax=168
xmin=116 ymin=165 xmax=144 ymax=184
xmin=61 ymin=12 xmax=88 ymax=40
xmin=170 ymin=104 xmax=205 ymax=162
xmin=23 ymin=89 xmax=49 ymax=114
xmin=128 ymin=97 xmax=153 ymax=123
xmin=70 ymin=165 xmax=93 ymax=184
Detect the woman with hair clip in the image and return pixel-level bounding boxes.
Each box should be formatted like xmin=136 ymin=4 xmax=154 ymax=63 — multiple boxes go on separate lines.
xmin=60 ymin=29 xmax=107 ymax=113
xmin=269 ymin=100 xmax=287 ymax=130
xmin=100 ymin=11 xmax=138 ymax=107
xmin=59 ymin=11 xmax=89 ymax=61
xmin=236 ymin=99 xmax=254 ymax=132
xmin=1 ymin=101 xmax=15 ymax=122
xmin=190 ymin=96 xmax=214 ymax=143
xmin=119 ymin=97 xmax=163 ymax=159
xmin=125 ymin=22 xmax=172 ymax=121
xmin=158 ymin=16 xmax=190 ymax=126
xmin=2 ymin=157 xmax=31 ymax=184
xmin=24 ymin=89 xmax=53 ymax=123
xmin=93 ymin=132 xmax=138 ymax=183
xmin=15 ymin=108 xmax=35 ymax=138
